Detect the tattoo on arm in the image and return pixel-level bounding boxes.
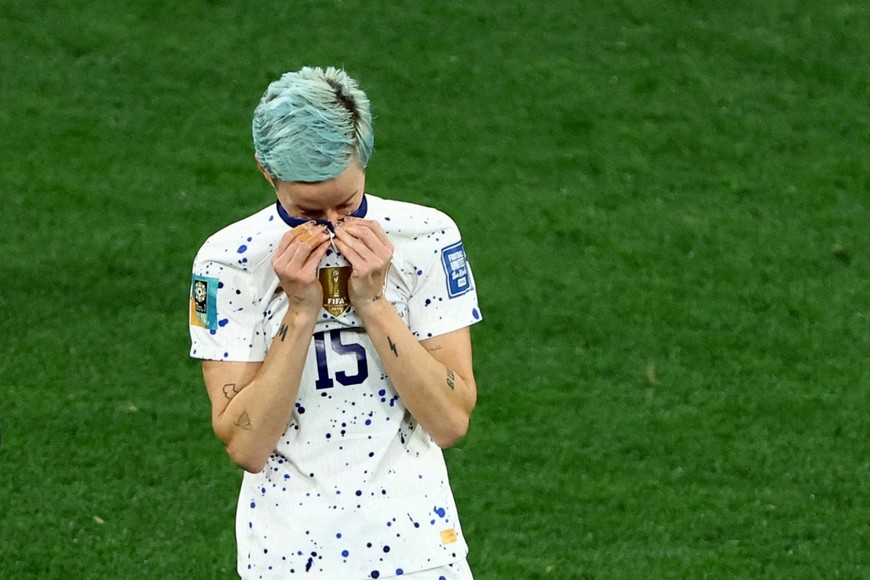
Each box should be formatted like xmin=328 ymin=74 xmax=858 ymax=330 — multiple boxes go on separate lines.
xmin=235 ymin=411 xmax=253 ymax=430
xmin=277 ymin=324 xmax=288 ymax=342
xmin=222 ymin=383 xmax=241 ymax=400
xmin=388 ymin=336 xmax=398 ymax=357
xmin=446 ymin=368 xmax=456 ymax=390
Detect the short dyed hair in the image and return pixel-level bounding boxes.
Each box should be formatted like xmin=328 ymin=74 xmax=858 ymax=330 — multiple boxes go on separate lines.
xmin=252 ymin=66 xmax=374 ymax=183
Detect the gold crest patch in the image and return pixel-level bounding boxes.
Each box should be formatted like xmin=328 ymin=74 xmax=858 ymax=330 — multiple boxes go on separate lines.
xmin=319 ymin=266 xmax=351 ymax=316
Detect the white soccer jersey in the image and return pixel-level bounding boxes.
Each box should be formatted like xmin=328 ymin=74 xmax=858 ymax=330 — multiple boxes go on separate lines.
xmin=189 ymin=194 xmax=482 ymax=579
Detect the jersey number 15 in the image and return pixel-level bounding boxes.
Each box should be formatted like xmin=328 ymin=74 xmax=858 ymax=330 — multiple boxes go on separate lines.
xmin=313 ymin=330 xmax=369 ymax=389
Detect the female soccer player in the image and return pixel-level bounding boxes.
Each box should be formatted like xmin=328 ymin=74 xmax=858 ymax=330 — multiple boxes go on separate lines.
xmin=189 ymin=66 xmax=482 ymax=579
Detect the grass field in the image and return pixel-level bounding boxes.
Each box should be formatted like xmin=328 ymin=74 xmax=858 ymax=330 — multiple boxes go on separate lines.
xmin=1 ymin=1 xmax=868 ymax=578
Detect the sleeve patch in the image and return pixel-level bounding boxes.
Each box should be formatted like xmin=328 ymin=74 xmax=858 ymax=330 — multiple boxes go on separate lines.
xmin=441 ymin=241 xmax=472 ymax=298
xmin=190 ymin=275 xmax=219 ymax=330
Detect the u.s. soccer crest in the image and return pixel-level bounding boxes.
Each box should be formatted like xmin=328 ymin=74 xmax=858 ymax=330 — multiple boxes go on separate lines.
xmin=319 ymin=266 xmax=352 ymax=316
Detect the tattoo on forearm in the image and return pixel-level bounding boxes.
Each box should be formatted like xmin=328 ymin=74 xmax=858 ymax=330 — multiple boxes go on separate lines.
xmin=370 ymin=294 xmax=383 ymax=302
xmin=277 ymin=324 xmax=288 ymax=342
xmin=446 ymin=368 xmax=456 ymax=390
xmin=388 ymin=336 xmax=398 ymax=357
xmin=222 ymin=383 xmax=241 ymax=400
xmin=235 ymin=411 xmax=253 ymax=430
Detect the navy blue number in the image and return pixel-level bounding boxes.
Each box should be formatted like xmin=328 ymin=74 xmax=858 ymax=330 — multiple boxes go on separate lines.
xmin=314 ymin=331 xmax=369 ymax=389
xmin=314 ymin=333 xmax=333 ymax=389
xmin=331 ymin=332 xmax=368 ymax=386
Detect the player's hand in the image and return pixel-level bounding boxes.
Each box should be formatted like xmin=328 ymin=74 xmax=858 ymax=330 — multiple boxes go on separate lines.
xmin=272 ymin=222 xmax=331 ymax=315
xmin=333 ymin=218 xmax=393 ymax=310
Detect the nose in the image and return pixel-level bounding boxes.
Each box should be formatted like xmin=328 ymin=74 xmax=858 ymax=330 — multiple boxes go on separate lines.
xmin=323 ymin=208 xmax=344 ymax=226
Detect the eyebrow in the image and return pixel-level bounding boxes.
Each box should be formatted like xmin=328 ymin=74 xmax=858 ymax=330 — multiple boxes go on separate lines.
xmin=298 ymin=189 xmax=359 ymax=213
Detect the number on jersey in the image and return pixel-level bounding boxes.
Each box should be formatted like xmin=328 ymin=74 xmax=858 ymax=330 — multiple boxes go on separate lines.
xmin=313 ymin=330 xmax=369 ymax=389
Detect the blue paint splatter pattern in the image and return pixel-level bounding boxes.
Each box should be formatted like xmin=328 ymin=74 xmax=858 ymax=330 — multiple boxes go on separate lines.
xmin=189 ymin=195 xmax=482 ymax=578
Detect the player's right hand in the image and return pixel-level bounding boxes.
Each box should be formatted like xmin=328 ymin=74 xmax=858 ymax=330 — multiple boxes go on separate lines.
xmin=271 ymin=222 xmax=330 ymax=314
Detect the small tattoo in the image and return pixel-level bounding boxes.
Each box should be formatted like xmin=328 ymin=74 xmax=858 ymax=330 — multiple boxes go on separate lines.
xmin=235 ymin=411 xmax=253 ymax=430
xmin=446 ymin=368 xmax=456 ymax=390
xmin=370 ymin=294 xmax=383 ymax=302
xmin=222 ymin=383 xmax=241 ymax=400
xmin=388 ymin=336 xmax=398 ymax=357
xmin=426 ymin=345 xmax=444 ymax=352
xmin=277 ymin=324 xmax=288 ymax=342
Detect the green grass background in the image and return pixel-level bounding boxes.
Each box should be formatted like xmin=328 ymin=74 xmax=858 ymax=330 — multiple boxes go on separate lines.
xmin=1 ymin=1 xmax=868 ymax=578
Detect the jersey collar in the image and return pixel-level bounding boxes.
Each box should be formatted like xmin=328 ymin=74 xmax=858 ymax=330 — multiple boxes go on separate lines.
xmin=275 ymin=194 xmax=368 ymax=230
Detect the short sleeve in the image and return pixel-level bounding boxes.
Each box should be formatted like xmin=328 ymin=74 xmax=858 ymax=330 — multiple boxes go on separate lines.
xmin=188 ymin=257 xmax=268 ymax=362
xmin=406 ymin=223 xmax=483 ymax=340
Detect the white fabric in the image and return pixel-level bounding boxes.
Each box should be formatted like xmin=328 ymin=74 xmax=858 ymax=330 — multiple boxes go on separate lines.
xmin=190 ymin=195 xmax=482 ymax=579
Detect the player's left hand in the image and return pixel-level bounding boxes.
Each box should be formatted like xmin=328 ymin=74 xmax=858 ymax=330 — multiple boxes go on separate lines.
xmin=333 ymin=218 xmax=393 ymax=308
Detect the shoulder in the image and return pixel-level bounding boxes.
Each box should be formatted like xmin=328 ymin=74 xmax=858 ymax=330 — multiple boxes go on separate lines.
xmin=194 ymin=204 xmax=285 ymax=274
xmin=366 ymin=195 xmax=460 ymax=240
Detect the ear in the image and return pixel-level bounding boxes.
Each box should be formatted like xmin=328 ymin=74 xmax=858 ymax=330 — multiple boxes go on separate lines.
xmin=255 ymin=155 xmax=277 ymax=188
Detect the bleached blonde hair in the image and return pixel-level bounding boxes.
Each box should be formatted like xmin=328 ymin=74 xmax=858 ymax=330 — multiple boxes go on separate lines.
xmin=252 ymin=66 xmax=374 ymax=183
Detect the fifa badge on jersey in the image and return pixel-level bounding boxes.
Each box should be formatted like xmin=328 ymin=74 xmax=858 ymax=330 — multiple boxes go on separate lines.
xmin=441 ymin=241 xmax=472 ymax=298
xmin=190 ymin=275 xmax=218 ymax=330
xmin=319 ymin=266 xmax=351 ymax=316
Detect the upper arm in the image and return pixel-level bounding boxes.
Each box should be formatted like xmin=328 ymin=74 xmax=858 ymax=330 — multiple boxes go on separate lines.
xmin=420 ymin=326 xmax=477 ymax=408
xmin=202 ymin=359 xmax=262 ymax=439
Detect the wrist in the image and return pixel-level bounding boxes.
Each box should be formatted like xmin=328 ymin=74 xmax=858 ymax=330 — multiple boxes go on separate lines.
xmin=283 ymin=305 xmax=320 ymax=328
xmin=352 ymin=294 xmax=393 ymax=319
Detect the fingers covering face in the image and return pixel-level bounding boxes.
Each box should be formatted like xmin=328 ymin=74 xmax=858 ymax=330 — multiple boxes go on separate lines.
xmin=334 ymin=219 xmax=393 ymax=263
xmin=273 ymin=222 xmax=330 ymax=272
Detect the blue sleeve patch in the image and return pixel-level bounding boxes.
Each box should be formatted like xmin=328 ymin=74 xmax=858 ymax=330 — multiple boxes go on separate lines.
xmin=190 ymin=275 xmax=219 ymax=330
xmin=441 ymin=241 xmax=472 ymax=298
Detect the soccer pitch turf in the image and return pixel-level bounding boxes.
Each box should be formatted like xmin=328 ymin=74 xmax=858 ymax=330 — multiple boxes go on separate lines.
xmin=1 ymin=1 xmax=867 ymax=578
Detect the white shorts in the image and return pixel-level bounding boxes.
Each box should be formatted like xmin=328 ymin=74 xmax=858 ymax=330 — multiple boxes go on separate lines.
xmin=391 ymin=558 xmax=473 ymax=579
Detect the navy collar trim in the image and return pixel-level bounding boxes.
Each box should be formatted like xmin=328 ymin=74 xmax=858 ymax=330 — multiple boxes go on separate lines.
xmin=275 ymin=194 xmax=368 ymax=230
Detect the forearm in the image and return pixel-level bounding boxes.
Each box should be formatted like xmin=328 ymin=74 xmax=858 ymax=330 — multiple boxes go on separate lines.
xmin=215 ymin=310 xmax=316 ymax=472
xmin=356 ymin=299 xmax=476 ymax=447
